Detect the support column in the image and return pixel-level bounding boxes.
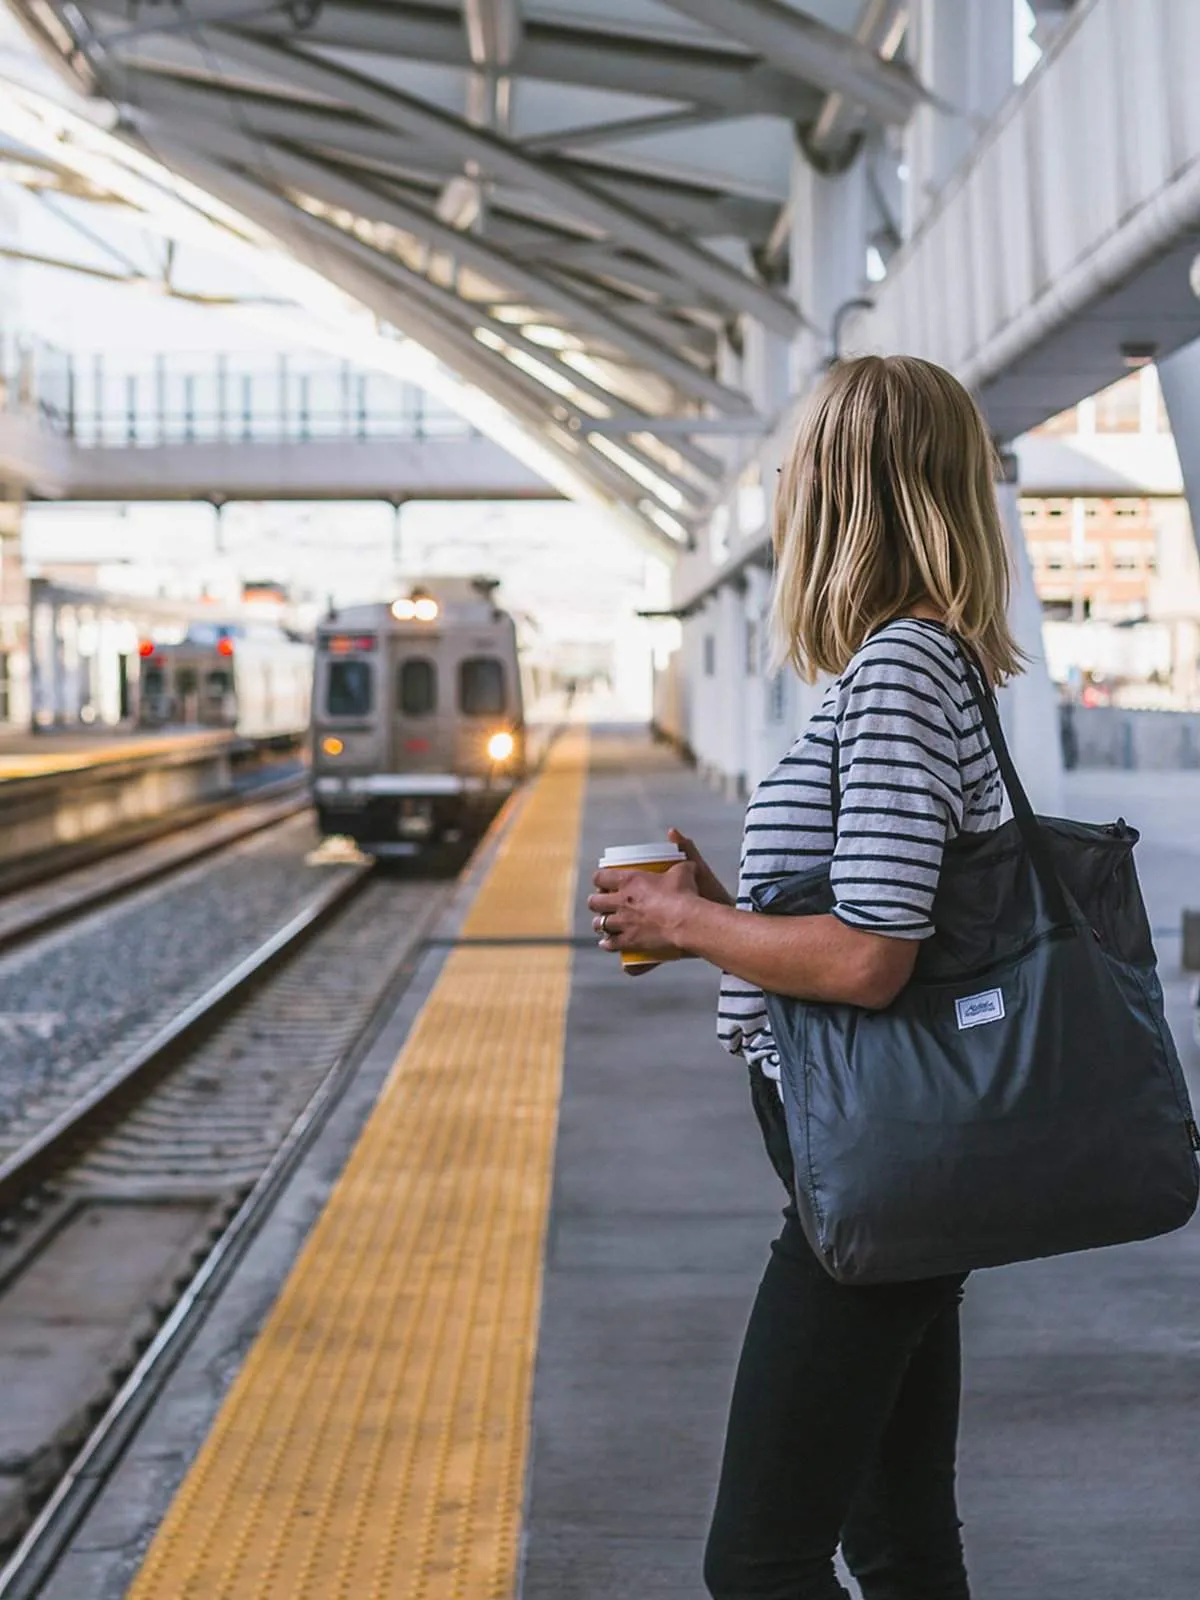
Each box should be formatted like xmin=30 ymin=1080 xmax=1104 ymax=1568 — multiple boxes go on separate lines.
xmin=1152 ymin=339 xmax=1200 ymax=563
xmin=995 ymin=451 xmax=1064 ymax=813
xmin=786 ymin=149 xmax=873 ymax=729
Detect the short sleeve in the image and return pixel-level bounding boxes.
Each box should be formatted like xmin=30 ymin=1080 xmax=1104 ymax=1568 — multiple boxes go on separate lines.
xmin=828 ymin=635 xmax=965 ymax=940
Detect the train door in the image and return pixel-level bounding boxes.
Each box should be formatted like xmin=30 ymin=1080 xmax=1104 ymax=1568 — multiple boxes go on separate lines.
xmin=388 ymin=635 xmax=452 ymax=773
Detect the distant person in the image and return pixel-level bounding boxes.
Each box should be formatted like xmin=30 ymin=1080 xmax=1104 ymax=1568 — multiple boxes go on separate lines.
xmin=591 ymin=355 xmax=1024 ymax=1599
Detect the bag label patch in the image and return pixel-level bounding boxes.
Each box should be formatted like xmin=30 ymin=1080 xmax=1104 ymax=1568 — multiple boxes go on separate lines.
xmin=956 ymin=988 xmax=1005 ymax=1030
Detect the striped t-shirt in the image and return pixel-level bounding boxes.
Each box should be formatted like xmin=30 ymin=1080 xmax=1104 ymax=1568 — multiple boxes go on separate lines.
xmin=719 ymin=618 xmax=1004 ymax=1079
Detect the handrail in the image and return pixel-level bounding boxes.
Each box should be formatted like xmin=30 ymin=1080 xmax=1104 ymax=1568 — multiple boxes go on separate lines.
xmin=0 ymin=340 xmax=476 ymax=446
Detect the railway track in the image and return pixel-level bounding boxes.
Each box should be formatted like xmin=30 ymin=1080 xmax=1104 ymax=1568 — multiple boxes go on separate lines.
xmin=0 ymin=844 xmax=464 ymax=1590
xmin=0 ymin=772 xmax=310 ymax=958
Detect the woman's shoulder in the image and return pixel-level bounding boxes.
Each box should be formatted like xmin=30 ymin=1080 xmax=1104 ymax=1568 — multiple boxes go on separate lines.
xmin=839 ymin=619 xmax=967 ymax=700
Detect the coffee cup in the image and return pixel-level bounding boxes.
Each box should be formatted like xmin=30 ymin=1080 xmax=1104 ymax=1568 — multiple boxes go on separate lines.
xmin=597 ymin=841 xmax=688 ymax=973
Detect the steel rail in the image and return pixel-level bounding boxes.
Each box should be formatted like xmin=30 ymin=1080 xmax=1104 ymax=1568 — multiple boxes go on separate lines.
xmin=0 ymin=859 xmax=371 ymax=1215
xmin=0 ymin=856 xmax=464 ymax=1600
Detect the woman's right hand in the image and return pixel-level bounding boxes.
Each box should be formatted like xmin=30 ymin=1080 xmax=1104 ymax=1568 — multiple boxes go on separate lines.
xmin=667 ymin=827 xmax=735 ymax=907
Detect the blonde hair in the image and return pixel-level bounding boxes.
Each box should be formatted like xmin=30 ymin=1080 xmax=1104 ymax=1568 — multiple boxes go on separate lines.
xmin=769 ymin=354 xmax=1025 ymax=685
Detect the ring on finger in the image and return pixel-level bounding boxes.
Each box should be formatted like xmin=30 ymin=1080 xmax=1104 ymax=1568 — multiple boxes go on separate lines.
xmin=600 ymin=913 xmax=612 ymax=937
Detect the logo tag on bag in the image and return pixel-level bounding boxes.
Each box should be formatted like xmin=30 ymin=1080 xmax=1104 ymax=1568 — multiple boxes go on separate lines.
xmin=955 ymin=988 xmax=1005 ymax=1030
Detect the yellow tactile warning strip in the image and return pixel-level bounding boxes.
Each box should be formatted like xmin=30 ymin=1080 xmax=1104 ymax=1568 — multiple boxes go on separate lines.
xmin=128 ymin=729 xmax=590 ymax=1600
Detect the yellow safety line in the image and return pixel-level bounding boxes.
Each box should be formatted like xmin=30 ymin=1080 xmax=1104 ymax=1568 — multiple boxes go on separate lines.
xmin=128 ymin=729 xmax=589 ymax=1600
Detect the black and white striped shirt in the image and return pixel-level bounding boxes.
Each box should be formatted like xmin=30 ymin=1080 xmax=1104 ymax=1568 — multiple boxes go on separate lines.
xmin=719 ymin=618 xmax=1004 ymax=1079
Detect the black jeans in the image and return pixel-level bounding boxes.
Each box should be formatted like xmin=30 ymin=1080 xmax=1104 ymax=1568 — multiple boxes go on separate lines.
xmin=705 ymin=1081 xmax=971 ymax=1600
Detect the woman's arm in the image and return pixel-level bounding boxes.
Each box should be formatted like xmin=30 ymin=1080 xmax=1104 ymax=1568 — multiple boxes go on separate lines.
xmin=678 ymin=897 xmax=917 ymax=1009
xmin=588 ymin=867 xmax=917 ymax=1009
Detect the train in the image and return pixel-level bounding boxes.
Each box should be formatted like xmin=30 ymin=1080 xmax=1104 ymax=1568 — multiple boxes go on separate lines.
xmin=137 ymin=619 xmax=313 ymax=744
xmin=310 ymin=578 xmax=527 ymax=854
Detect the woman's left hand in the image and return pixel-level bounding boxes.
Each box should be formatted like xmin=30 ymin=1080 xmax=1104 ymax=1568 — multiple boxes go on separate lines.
xmin=588 ymin=862 xmax=701 ymax=958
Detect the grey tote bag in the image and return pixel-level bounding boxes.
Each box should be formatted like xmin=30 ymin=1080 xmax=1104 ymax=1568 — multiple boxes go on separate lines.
xmin=751 ymin=643 xmax=1199 ymax=1285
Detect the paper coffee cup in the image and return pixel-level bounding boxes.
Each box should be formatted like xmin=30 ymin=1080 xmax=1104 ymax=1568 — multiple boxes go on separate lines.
xmin=597 ymin=841 xmax=687 ymax=972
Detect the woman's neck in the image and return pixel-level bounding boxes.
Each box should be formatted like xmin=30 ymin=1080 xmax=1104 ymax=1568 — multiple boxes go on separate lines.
xmin=905 ymin=600 xmax=946 ymax=623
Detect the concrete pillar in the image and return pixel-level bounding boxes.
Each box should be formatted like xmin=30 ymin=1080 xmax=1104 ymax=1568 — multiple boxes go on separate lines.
xmin=994 ymin=452 xmax=1064 ymax=813
xmin=906 ymin=0 xmax=1014 ymax=232
xmin=790 ymin=149 xmax=870 ymax=385
xmin=1152 ymin=339 xmax=1200 ymax=563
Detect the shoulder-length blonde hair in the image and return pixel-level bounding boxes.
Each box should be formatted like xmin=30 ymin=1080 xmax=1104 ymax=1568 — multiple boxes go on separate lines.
xmin=770 ymin=354 xmax=1024 ymax=685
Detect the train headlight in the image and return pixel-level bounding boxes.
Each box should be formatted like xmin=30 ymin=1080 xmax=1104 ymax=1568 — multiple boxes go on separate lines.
xmin=322 ymin=736 xmax=344 ymax=756
xmin=391 ymin=595 xmax=440 ymax=622
xmin=487 ymin=731 xmax=515 ymax=762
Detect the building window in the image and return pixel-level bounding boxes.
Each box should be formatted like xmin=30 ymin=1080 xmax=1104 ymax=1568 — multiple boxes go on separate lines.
xmin=745 ymin=619 xmax=758 ymax=676
xmin=703 ymin=635 xmax=715 ymax=676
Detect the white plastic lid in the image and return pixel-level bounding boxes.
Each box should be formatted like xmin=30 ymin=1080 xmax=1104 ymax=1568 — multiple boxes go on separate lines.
xmin=598 ymin=841 xmax=687 ymax=868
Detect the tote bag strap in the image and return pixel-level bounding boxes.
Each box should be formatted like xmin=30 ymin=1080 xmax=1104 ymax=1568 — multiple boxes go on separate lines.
xmin=827 ymin=625 xmax=1072 ymax=928
xmin=950 ymin=636 xmax=1073 ymax=928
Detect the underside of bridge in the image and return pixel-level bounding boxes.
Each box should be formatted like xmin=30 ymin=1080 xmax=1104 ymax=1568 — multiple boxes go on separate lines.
xmin=4 ymin=0 xmax=935 ymax=550
xmin=7 ymin=0 xmax=1200 ymax=803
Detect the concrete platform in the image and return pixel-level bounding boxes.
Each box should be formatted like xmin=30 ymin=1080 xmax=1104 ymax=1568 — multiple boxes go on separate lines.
xmin=0 ymin=728 xmax=233 ymax=783
xmin=27 ymin=725 xmax=1200 ymax=1599
xmin=525 ymin=737 xmax=1200 ymax=1600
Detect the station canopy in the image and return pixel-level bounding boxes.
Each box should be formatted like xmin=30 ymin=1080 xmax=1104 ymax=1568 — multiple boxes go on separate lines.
xmin=7 ymin=1 xmax=922 ymax=540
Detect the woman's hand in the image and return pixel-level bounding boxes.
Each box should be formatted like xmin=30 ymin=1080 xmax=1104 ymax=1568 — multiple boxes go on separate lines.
xmin=666 ymin=827 xmax=734 ymax=907
xmin=589 ymin=859 xmax=702 ymax=965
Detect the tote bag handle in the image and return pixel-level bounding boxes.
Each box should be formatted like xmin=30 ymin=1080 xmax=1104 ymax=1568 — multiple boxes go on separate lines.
xmin=829 ymin=628 xmax=1074 ymax=929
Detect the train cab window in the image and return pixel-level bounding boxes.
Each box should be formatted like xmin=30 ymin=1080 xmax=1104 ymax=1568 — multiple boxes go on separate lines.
xmin=142 ymin=665 xmax=165 ymax=697
xmin=458 ymin=657 xmax=505 ymax=716
xmin=326 ymin=659 xmax=374 ymax=717
xmin=205 ymin=670 xmax=232 ymax=699
xmin=398 ymin=657 xmax=437 ymax=716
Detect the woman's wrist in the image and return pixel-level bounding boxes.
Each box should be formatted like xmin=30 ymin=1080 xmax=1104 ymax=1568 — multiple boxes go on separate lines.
xmin=669 ymin=893 xmax=727 ymax=957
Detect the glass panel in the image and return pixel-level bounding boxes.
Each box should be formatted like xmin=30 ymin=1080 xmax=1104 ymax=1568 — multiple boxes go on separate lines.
xmin=326 ymin=660 xmax=373 ymax=717
xmin=399 ymin=657 xmax=436 ymax=716
xmin=458 ymin=657 xmax=505 ymax=716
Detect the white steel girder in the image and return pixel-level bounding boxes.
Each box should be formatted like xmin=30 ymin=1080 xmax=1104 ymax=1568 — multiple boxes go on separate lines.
xmin=7 ymin=0 xmax=928 ymax=542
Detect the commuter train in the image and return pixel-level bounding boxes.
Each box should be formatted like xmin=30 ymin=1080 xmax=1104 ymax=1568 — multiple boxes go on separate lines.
xmin=137 ymin=619 xmax=313 ymax=744
xmin=310 ymin=579 xmax=526 ymax=854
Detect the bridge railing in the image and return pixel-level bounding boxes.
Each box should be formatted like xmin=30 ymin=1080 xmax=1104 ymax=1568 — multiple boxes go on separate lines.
xmin=0 ymin=337 xmax=477 ymax=447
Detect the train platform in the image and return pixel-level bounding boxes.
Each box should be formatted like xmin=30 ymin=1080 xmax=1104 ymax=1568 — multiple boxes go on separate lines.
xmin=29 ymin=725 xmax=1200 ymax=1600
xmin=0 ymin=727 xmax=234 ymax=783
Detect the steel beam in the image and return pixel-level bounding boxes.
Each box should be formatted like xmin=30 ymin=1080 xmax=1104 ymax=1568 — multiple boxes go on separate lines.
xmin=150 ymin=146 xmax=685 ymax=547
xmin=656 ymin=0 xmax=923 ymax=124
xmin=206 ymin=28 xmax=801 ymax=335
xmin=94 ymin=2 xmax=825 ymax=122
xmin=807 ymin=0 xmax=910 ymax=159
xmin=129 ymin=98 xmax=755 ymax=417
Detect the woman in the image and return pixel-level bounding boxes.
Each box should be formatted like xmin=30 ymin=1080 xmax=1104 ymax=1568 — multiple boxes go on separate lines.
xmin=588 ymin=354 xmax=1025 ymax=1600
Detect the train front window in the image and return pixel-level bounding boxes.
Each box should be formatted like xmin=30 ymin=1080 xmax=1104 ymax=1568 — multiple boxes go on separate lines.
xmin=326 ymin=660 xmax=373 ymax=717
xmin=458 ymin=657 xmax=505 ymax=716
xmin=398 ymin=658 xmax=436 ymax=717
